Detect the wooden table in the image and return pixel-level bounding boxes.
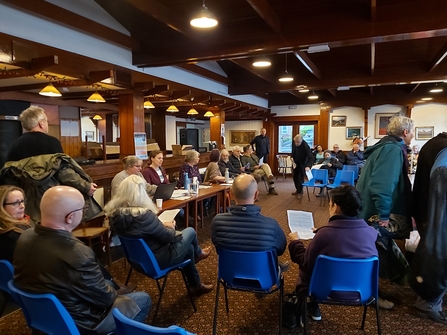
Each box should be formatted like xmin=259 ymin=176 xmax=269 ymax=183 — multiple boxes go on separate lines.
xmin=73 ymin=226 xmax=111 ymax=267
xmin=159 ymin=184 xmax=230 ymax=230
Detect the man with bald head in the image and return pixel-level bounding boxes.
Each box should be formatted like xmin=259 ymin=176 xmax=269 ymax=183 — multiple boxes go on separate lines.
xmin=13 ymin=186 xmax=151 ymax=333
xmin=346 ymin=143 xmax=365 ymax=168
xmin=211 ymin=174 xmax=286 ymax=260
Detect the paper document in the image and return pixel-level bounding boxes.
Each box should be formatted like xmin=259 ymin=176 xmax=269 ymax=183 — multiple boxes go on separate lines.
xmin=158 ymin=209 xmax=180 ymax=223
xmin=287 ymin=210 xmax=315 ymax=240
xmin=258 ymin=157 xmax=264 ymax=166
xmin=199 ymin=185 xmax=212 ymax=189
xmin=171 ymin=189 xmax=189 ymax=198
xmin=306 ymin=169 xmax=313 ymax=181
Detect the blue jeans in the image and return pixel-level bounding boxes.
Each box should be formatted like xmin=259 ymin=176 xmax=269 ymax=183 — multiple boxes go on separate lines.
xmin=124 ymin=292 xmax=152 ymax=322
xmin=155 ymin=227 xmax=202 ymax=287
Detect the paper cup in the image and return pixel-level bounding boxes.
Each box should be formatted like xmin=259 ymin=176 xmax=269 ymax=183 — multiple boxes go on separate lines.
xmin=156 ymin=199 xmax=163 ymax=208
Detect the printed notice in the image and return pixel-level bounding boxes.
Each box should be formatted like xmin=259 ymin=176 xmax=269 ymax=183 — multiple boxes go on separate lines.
xmin=287 ymin=210 xmax=315 ymax=240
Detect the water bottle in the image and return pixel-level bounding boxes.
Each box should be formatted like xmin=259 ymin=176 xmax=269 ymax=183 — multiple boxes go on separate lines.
xmin=225 ymin=168 xmax=230 ymax=183
xmin=190 ymin=176 xmax=199 ymax=196
xmin=184 ymin=172 xmax=190 ymax=191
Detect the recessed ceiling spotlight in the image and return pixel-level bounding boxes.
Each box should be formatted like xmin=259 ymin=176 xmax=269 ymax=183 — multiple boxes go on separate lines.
xmin=430 ymin=88 xmax=443 ymax=93
xmin=416 ymin=100 xmax=425 ymax=103
xmin=308 ymin=93 xmax=319 ymax=100
xmin=422 ymin=97 xmax=433 ymax=101
xmin=298 ymin=88 xmax=309 ymax=93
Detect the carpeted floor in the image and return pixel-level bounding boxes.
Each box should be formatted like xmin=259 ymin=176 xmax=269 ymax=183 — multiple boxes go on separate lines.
xmin=1 ymin=178 xmax=447 ymax=334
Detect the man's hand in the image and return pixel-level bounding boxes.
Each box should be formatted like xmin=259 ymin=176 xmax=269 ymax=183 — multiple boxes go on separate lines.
xmin=327 ymin=163 xmax=332 ymax=167
xmin=88 ymin=183 xmax=97 ymax=196
xmin=288 ymin=232 xmax=299 ymax=241
xmin=379 ymin=219 xmax=389 ymax=227
xmin=305 ymin=167 xmax=310 ymax=172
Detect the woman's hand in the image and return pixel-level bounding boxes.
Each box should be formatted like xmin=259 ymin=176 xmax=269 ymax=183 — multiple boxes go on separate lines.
xmin=163 ymin=220 xmax=176 ymax=229
xmin=288 ymin=232 xmax=299 ymax=241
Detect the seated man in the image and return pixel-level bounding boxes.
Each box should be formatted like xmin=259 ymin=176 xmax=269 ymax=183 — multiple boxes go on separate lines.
xmin=218 ymin=149 xmax=240 ymax=178
xmin=330 ymin=144 xmax=347 ymax=164
xmin=229 ymin=146 xmax=245 ymax=174
xmin=288 ymin=185 xmax=377 ymax=322
xmin=240 ymin=145 xmax=278 ymax=195
xmin=346 ymin=143 xmax=365 ymax=168
xmin=13 ymin=186 xmax=151 ymax=334
xmin=211 ymin=174 xmax=286 ymax=265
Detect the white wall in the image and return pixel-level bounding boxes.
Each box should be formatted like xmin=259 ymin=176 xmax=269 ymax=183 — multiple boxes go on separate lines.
xmin=329 ymin=106 xmax=364 ymax=151
xmin=224 ymin=120 xmax=264 ymax=151
xmin=271 ymin=104 xmax=321 ymax=116
xmin=412 ymin=103 xmax=447 ymax=149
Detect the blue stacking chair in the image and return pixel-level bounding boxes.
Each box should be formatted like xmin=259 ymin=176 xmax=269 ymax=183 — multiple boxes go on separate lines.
xmin=302 ymin=169 xmax=328 ymax=202
xmin=0 ymin=260 xmax=21 ymax=317
xmin=302 ymin=255 xmax=381 ymax=335
xmin=113 ymin=308 xmax=196 ymax=335
xmin=212 ymin=248 xmax=283 ymax=335
xmin=118 ymin=236 xmax=196 ymax=322
xmin=327 ymin=170 xmax=355 ymax=190
xmin=342 ymin=164 xmax=359 ymax=181
xmin=7 ymin=280 xmax=81 ymax=335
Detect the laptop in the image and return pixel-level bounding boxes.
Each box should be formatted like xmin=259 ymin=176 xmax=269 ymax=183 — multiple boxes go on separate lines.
xmin=152 ymin=183 xmax=177 ymax=201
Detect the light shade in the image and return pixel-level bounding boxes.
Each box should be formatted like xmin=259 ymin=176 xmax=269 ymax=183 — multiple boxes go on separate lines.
xmin=204 ymin=110 xmax=214 ymax=117
xmin=308 ymin=93 xmax=319 ymax=100
xmin=190 ymin=3 xmax=218 ymax=28
xmin=87 ymin=91 xmax=106 ymax=103
xmin=92 ymin=114 xmax=103 ymax=120
xmin=39 ymin=82 xmax=62 ymax=97
xmin=187 ymin=107 xmax=199 ymax=115
xmin=253 ymin=57 xmax=271 ymax=67
xmin=430 ymin=88 xmax=443 ymax=93
xmin=279 ymin=71 xmax=294 ymax=82
xmin=144 ymin=100 xmax=155 ymax=108
xmin=166 ymin=104 xmax=179 ymax=112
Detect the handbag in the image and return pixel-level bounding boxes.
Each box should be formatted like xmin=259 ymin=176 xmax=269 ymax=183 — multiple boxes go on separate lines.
xmin=282 ymin=293 xmax=300 ymax=329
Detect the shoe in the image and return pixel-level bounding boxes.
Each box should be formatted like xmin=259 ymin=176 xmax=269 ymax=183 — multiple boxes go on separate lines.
xmin=196 ymin=246 xmax=212 ymax=263
xmin=308 ymin=301 xmax=322 ymax=321
xmin=268 ymin=188 xmax=278 ymax=195
xmin=292 ymin=191 xmax=298 ymax=195
xmin=377 ymin=297 xmax=394 ymax=310
xmin=191 ymin=283 xmax=213 ymax=295
xmin=414 ymin=307 xmax=447 ymax=324
xmin=280 ymin=261 xmax=290 ymax=272
xmin=116 ymin=283 xmax=137 ymax=295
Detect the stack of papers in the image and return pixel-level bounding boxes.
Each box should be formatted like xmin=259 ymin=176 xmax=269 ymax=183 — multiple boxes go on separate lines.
xmin=171 ymin=189 xmax=191 ymax=200
xmin=287 ymin=210 xmax=315 ymax=240
xmin=158 ymin=209 xmax=180 ymax=223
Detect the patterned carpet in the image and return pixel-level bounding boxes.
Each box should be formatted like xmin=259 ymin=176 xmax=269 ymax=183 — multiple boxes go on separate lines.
xmin=1 ymin=177 xmax=447 ymax=334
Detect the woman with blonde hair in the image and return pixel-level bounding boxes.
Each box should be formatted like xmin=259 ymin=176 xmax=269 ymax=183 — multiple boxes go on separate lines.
xmin=177 ymin=150 xmax=202 ymax=188
xmin=104 ymin=175 xmax=213 ymax=295
xmin=0 ymin=185 xmax=30 ymax=262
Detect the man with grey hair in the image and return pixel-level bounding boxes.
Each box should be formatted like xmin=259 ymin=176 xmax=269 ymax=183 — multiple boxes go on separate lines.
xmin=6 ymin=105 xmax=63 ymax=162
xmin=211 ymin=174 xmax=286 ymax=262
xmin=218 ymin=149 xmax=240 ymax=178
xmin=291 ymin=134 xmax=313 ymax=199
xmin=356 ymin=115 xmax=414 ymax=309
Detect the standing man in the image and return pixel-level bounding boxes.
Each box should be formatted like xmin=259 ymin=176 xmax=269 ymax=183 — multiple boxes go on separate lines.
xmin=410 ymin=132 xmax=447 ymax=324
xmin=6 ymin=105 xmax=64 ymax=162
xmin=356 ymin=115 xmax=414 ymax=309
xmin=291 ymin=134 xmax=314 ymax=200
xmin=250 ymin=128 xmax=270 ymax=163
xmin=330 ymin=144 xmax=347 ymax=164
xmin=13 ymin=186 xmax=151 ymax=333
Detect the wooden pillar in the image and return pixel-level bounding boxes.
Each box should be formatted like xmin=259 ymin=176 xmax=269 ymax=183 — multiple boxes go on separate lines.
xmin=363 ymin=107 xmax=369 ymax=146
xmin=209 ymin=107 xmax=225 ymax=149
xmin=118 ymin=93 xmax=144 ymax=158
xmin=105 ymin=114 xmax=113 ymax=142
xmin=151 ymin=109 xmax=167 ymax=150
xmin=319 ymin=106 xmax=330 ymax=148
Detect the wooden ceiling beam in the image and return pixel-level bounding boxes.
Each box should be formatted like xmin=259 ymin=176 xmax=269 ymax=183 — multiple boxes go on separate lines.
xmin=428 ymin=42 xmax=447 ymax=72
xmin=133 ymin=82 xmax=155 ymax=91
xmin=170 ymin=90 xmax=191 ymax=100
xmin=175 ymin=64 xmax=231 ymax=85
xmin=293 ymin=51 xmax=321 ymax=80
xmin=230 ymin=59 xmax=276 ymax=83
xmin=0 ymin=56 xmax=59 ymax=79
xmin=145 ymin=85 xmax=169 ymax=95
xmin=87 ymin=70 xmax=114 ymax=84
xmin=246 ymin=0 xmax=281 ymax=34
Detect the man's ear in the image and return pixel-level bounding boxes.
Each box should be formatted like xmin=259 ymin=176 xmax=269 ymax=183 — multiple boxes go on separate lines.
xmin=254 ymin=190 xmax=259 ymax=201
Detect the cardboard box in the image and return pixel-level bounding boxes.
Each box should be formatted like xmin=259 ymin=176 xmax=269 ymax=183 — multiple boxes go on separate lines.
xmin=172 ymin=144 xmax=193 ymax=156
xmin=147 ymin=143 xmax=160 ymax=152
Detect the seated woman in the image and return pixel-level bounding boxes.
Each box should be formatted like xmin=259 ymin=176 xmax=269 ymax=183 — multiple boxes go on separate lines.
xmin=0 ymin=186 xmax=29 ymax=262
xmin=204 ymin=149 xmax=226 ymax=183
xmin=142 ymin=150 xmax=169 ymax=185
xmin=104 ymin=175 xmax=213 ymax=295
xmin=111 ymin=155 xmax=157 ymax=197
xmin=317 ymin=150 xmax=343 ymax=178
xmin=313 ymin=144 xmax=324 ymax=164
xmin=288 ymin=185 xmax=378 ymax=322
xmin=177 ymin=150 xmax=202 ymax=189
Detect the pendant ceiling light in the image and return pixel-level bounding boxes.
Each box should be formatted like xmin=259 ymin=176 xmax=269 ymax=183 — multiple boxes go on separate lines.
xmin=278 ymin=54 xmax=293 ymax=82
xmin=187 ymin=107 xmax=199 ymax=115
xmin=253 ymin=56 xmax=271 ymax=67
xmin=92 ymin=114 xmax=103 ymax=120
xmin=87 ymin=91 xmax=106 ymax=103
xmin=166 ymin=103 xmax=179 ymax=112
xmin=144 ymin=100 xmax=155 ymax=108
xmin=39 ymin=82 xmax=62 ymax=97
xmin=204 ymin=110 xmax=214 ymax=117
xmin=308 ymin=92 xmax=319 ymax=100
xmin=190 ymin=0 xmax=218 ymax=28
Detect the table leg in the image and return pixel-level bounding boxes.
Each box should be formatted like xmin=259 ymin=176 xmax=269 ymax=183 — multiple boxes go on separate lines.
xmin=193 ymin=199 xmax=198 ymax=230
xmin=105 ymin=230 xmax=111 ymax=267
xmin=184 ymin=204 xmax=189 ymax=228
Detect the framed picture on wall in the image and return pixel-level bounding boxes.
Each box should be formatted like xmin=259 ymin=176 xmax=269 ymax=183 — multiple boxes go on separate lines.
xmin=230 ymin=130 xmax=256 ymax=145
xmin=346 ymin=127 xmax=363 ymax=140
xmin=331 ymin=115 xmax=347 ymax=127
xmin=415 ymin=126 xmax=434 ymax=140
xmin=375 ymin=113 xmax=398 ymax=138
xmin=85 ymin=131 xmax=94 ymax=141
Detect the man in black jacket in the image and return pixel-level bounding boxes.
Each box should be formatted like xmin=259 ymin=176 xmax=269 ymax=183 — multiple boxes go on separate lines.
xmin=13 ymin=186 xmax=151 ymax=333
xmin=250 ymin=128 xmax=270 ymax=163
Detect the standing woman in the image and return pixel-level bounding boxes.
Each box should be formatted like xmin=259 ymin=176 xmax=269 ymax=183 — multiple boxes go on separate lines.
xmin=177 ymin=151 xmax=202 ymax=188
xmin=0 ymin=186 xmax=29 ymax=262
xmin=291 ymin=134 xmax=314 ymax=200
xmin=142 ymin=150 xmax=169 ymax=185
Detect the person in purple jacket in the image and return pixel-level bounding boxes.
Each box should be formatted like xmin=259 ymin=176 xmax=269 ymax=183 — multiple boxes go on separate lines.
xmin=288 ymin=185 xmax=378 ymax=322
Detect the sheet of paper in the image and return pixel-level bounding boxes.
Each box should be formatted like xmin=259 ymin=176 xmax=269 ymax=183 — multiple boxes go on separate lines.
xmin=199 ymin=185 xmax=212 ymax=189
xmin=258 ymin=156 xmax=264 ymax=166
xmin=287 ymin=210 xmax=315 ymax=240
xmin=171 ymin=189 xmax=189 ymax=198
xmin=306 ymin=169 xmax=313 ymax=181
xmin=158 ymin=209 xmax=180 ymax=223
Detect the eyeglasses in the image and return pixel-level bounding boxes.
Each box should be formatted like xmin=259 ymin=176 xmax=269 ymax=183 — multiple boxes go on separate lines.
xmin=4 ymin=199 xmax=26 ymax=207
xmin=133 ymin=165 xmax=142 ymax=168
xmin=65 ymin=208 xmax=84 ymax=220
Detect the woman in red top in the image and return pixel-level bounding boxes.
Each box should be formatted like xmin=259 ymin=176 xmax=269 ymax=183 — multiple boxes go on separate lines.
xmin=142 ymin=150 xmax=169 ymax=185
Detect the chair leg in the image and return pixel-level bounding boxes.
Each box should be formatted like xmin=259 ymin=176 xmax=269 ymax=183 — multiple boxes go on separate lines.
xmin=212 ymin=280 xmax=221 ymax=335
xmin=180 ymin=269 xmax=197 ymax=312
xmin=375 ymin=300 xmax=382 ymax=335
xmin=124 ymin=267 xmax=133 ymax=286
xmin=303 ymin=298 xmax=309 ymax=335
xmin=223 ymin=284 xmax=229 ymax=313
xmin=278 ymin=276 xmax=284 ymax=335
xmin=361 ymin=305 xmax=367 ymax=329
xmin=153 ymin=275 xmax=169 ymax=323
xmin=306 ymin=187 xmax=310 ymax=201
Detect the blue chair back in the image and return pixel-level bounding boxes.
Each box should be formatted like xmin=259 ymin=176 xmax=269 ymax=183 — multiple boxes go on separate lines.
xmin=119 ymin=236 xmax=163 ymax=278
xmin=0 ymin=260 xmax=14 ymax=295
xmin=342 ymin=165 xmax=359 ymax=180
xmin=308 ymin=255 xmax=379 ymax=303
xmin=113 ymin=308 xmax=195 ymax=335
xmin=217 ymin=248 xmax=280 ymax=291
xmin=328 ymin=170 xmax=355 ymax=189
xmin=310 ymin=169 xmax=328 ymax=185
xmin=7 ymin=280 xmax=80 ymax=335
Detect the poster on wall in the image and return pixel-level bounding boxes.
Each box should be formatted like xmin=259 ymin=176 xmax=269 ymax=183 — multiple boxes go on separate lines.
xmin=134 ymin=132 xmax=148 ymax=159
